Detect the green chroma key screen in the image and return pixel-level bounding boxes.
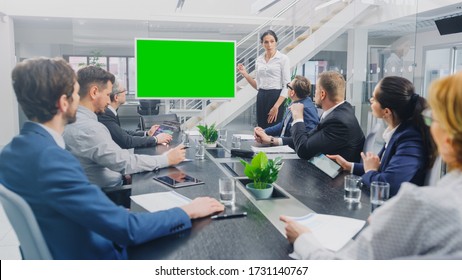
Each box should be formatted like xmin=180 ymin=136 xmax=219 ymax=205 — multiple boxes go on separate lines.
xmin=135 ymin=38 xmax=236 ymax=99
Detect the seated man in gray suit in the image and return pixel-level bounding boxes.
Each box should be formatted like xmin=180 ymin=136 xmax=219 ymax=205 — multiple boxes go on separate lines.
xmin=97 ymin=79 xmax=172 ymax=149
xmin=255 ymin=71 xmax=364 ymax=162
xmin=254 ymin=75 xmax=319 ymax=146
xmin=64 ymin=66 xmax=185 ymax=188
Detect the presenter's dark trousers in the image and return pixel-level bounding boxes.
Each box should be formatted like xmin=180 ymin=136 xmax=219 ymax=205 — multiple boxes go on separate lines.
xmin=256 ymin=89 xmax=285 ymax=129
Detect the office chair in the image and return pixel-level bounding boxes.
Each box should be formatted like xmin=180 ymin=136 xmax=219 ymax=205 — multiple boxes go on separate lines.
xmin=139 ymin=113 xmax=180 ymax=131
xmin=0 ymin=183 xmax=52 ymax=260
xmin=137 ymin=99 xmax=161 ymax=116
xmin=362 ymin=122 xmax=384 ymax=154
xmin=424 ymin=155 xmax=445 ymax=186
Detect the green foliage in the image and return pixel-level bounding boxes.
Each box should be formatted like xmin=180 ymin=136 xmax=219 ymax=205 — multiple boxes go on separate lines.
xmin=78 ymin=50 xmax=106 ymax=68
xmin=196 ymin=123 xmax=218 ymax=144
xmin=240 ymin=152 xmax=283 ymax=189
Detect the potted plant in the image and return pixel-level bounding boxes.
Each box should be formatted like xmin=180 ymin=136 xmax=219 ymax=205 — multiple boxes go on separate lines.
xmin=197 ymin=123 xmax=218 ymax=148
xmin=197 ymin=123 xmax=218 ymax=147
xmin=240 ymin=152 xmax=283 ymax=199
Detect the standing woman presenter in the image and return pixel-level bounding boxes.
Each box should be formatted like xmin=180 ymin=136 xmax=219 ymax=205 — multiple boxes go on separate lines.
xmin=237 ymin=30 xmax=290 ymax=129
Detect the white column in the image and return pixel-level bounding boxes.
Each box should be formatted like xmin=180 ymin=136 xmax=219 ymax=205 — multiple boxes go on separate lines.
xmin=346 ymin=28 xmax=368 ymax=127
xmin=0 ymin=15 xmax=19 ymax=148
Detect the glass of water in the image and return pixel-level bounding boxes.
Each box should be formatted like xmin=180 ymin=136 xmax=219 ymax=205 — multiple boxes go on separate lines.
xmin=344 ymin=174 xmax=362 ymax=203
xmin=218 ymin=129 xmax=227 ymax=143
xmin=370 ymin=181 xmax=390 ymax=212
xmin=231 ymin=135 xmax=241 ymax=149
xmin=219 ymin=177 xmax=235 ymax=206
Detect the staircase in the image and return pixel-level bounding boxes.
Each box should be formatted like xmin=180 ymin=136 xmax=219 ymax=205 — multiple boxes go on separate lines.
xmin=179 ymin=0 xmax=373 ymax=129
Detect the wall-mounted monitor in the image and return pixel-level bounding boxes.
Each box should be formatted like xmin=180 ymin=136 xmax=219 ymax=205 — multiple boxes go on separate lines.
xmin=135 ymin=38 xmax=236 ymax=99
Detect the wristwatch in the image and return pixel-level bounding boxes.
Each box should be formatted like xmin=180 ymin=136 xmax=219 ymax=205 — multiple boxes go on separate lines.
xmin=270 ymin=137 xmax=275 ymax=146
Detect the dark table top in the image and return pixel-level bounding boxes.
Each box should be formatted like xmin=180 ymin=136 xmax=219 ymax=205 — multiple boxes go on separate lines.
xmin=127 ymin=135 xmax=370 ymax=259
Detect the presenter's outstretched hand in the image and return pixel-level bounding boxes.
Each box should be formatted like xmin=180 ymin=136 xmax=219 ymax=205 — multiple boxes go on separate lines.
xmin=326 ymin=154 xmax=352 ymax=171
xmin=156 ymin=133 xmax=173 ymax=145
xmin=166 ymin=144 xmax=186 ymax=165
xmin=237 ymin=63 xmax=248 ymax=76
xmin=181 ymin=197 xmax=225 ymax=219
xmin=280 ymin=215 xmax=311 ymax=244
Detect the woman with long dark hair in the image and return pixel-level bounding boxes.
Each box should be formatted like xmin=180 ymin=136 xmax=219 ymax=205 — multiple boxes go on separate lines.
xmin=328 ymin=76 xmax=435 ymax=197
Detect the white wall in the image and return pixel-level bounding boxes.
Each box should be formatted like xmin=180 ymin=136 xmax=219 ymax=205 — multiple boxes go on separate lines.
xmin=0 ymin=16 xmax=19 ymax=148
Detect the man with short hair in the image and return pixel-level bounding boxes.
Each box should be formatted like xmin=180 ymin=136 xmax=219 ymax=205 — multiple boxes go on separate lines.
xmin=64 ymin=66 xmax=185 ymax=188
xmin=254 ymin=75 xmax=319 ymax=146
xmin=97 ymin=79 xmax=172 ymax=149
xmin=0 ymin=57 xmax=224 ymax=259
xmin=255 ymin=71 xmax=364 ymax=162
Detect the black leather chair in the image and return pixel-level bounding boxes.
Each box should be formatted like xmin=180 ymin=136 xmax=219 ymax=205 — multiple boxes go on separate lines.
xmin=137 ymin=99 xmax=161 ymax=116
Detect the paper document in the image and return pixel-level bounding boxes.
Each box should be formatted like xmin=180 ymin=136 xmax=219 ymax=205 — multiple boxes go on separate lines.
xmin=251 ymin=145 xmax=295 ymax=154
xmin=288 ymin=213 xmax=366 ymax=253
xmin=130 ymin=191 xmax=191 ymax=212
xmin=232 ymin=134 xmax=255 ymax=141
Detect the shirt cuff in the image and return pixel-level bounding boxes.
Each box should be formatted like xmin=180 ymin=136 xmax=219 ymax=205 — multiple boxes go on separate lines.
xmin=292 ymin=118 xmax=304 ymax=126
xmin=350 ymin=163 xmax=354 ymax=173
xmin=277 ymin=138 xmax=283 ymax=146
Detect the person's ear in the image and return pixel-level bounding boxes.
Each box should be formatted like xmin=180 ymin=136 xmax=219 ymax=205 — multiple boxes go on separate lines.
xmin=57 ymin=94 xmax=69 ymax=113
xmin=89 ymin=85 xmax=98 ymax=100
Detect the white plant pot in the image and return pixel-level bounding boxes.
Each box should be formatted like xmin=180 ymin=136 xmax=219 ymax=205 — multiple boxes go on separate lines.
xmin=205 ymin=142 xmax=217 ymax=148
xmin=245 ymin=183 xmax=274 ymax=199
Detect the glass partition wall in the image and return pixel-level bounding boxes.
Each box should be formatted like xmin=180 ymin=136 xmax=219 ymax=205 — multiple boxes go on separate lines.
xmin=11 ymin=0 xmax=462 ymax=132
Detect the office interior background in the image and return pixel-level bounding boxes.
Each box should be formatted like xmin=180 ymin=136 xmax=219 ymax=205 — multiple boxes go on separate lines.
xmin=1 ymin=0 xmax=462 ymax=259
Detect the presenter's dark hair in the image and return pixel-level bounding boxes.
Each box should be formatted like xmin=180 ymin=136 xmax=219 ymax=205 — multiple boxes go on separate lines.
xmin=77 ymin=66 xmax=115 ymax=98
xmin=375 ymin=76 xmax=436 ymax=168
xmin=292 ymin=75 xmax=311 ymax=99
xmin=260 ymin=30 xmax=278 ymax=43
xmin=11 ymin=57 xmax=76 ymax=123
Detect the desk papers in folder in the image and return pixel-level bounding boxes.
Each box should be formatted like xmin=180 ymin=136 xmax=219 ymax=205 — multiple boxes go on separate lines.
xmin=251 ymin=145 xmax=295 ymax=154
xmin=130 ymin=191 xmax=191 ymax=212
xmin=287 ymin=213 xmax=366 ymax=254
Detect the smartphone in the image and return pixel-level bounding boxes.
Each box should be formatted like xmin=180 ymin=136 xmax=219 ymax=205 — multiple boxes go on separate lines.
xmin=308 ymin=154 xmax=342 ymax=179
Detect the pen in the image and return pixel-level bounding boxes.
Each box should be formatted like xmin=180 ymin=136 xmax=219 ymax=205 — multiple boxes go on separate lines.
xmin=211 ymin=212 xmax=247 ymax=220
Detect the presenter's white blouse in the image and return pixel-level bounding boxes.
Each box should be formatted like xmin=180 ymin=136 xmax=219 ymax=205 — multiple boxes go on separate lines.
xmin=255 ymin=50 xmax=290 ymax=98
xmin=292 ymin=170 xmax=462 ymax=259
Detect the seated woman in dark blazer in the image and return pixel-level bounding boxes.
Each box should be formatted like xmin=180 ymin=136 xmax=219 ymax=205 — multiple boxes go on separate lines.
xmin=328 ymin=76 xmax=435 ymax=197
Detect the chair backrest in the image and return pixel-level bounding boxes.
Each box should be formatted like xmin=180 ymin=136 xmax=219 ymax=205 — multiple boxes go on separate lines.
xmin=363 ymin=122 xmax=384 ymax=154
xmin=139 ymin=113 xmax=179 ymax=131
xmin=137 ymin=99 xmax=160 ymax=116
xmin=424 ymin=155 xmax=445 ymax=186
xmin=0 ymin=183 xmax=52 ymax=260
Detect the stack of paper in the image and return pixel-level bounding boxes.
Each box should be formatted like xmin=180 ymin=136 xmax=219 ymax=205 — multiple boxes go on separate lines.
xmin=251 ymin=145 xmax=295 ymax=154
xmin=232 ymin=134 xmax=255 ymax=141
xmin=287 ymin=213 xmax=366 ymax=252
xmin=130 ymin=191 xmax=191 ymax=212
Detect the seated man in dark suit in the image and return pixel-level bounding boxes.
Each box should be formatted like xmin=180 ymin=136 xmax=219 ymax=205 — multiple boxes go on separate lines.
xmin=255 ymin=71 xmax=364 ymax=162
xmin=0 ymin=57 xmax=224 ymax=259
xmin=254 ymin=75 xmax=319 ymax=146
xmin=97 ymin=80 xmax=172 ymax=149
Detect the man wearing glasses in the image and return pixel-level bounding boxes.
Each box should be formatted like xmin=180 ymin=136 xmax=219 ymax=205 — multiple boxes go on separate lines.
xmin=63 ymin=66 xmax=186 ymax=189
xmin=254 ymin=75 xmax=319 ymax=146
xmin=97 ymin=79 xmax=173 ymax=149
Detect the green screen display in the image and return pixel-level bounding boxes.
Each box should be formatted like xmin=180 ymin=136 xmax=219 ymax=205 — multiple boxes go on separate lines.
xmin=136 ymin=38 xmax=235 ymax=99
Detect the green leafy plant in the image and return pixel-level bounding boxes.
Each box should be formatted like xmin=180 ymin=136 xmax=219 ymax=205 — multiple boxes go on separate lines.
xmin=240 ymin=152 xmax=283 ymax=189
xmin=196 ymin=123 xmax=218 ymax=144
xmin=78 ymin=50 xmax=106 ymax=68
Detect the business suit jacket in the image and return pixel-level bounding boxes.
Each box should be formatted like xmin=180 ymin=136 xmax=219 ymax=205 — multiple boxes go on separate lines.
xmin=0 ymin=122 xmax=191 ymax=259
xmin=291 ymin=102 xmax=364 ymax=162
xmin=265 ymin=97 xmax=319 ymax=146
xmin=353 ymin=121 xmax=428 ymax=197
xmin=98 ymin=108 xmax=157 ymax=149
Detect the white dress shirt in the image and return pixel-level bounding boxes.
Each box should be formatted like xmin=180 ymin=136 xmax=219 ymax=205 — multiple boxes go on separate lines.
xmin=255 ymin=50 xmax=290 ymax=98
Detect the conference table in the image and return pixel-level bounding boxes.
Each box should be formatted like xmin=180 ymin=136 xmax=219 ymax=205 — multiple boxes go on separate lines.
xmin=127 ymin=132 xmax=371 ymax=259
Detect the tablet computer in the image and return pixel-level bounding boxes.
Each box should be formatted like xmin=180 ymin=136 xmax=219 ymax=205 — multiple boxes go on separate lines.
xmin=153 ymin=168 xmax=204 ymax=188
xmin=308 ymin=154 xmax=342 ymax=179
